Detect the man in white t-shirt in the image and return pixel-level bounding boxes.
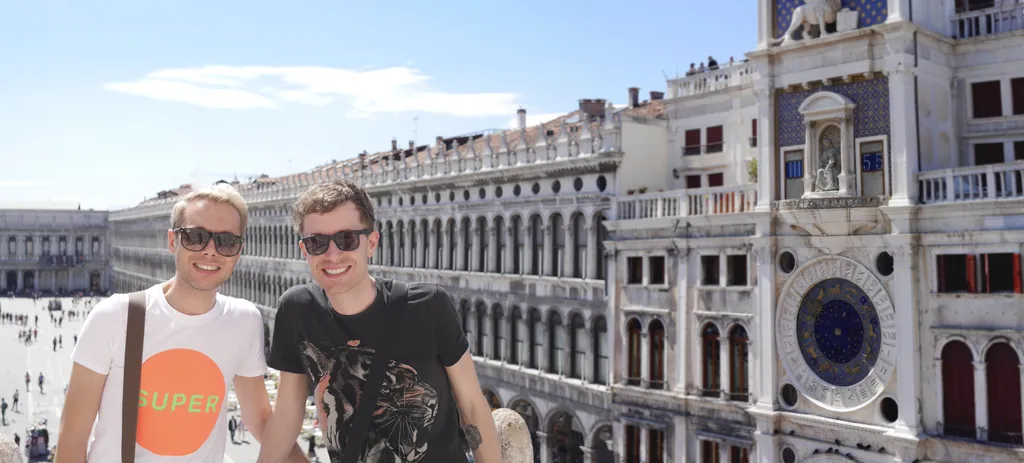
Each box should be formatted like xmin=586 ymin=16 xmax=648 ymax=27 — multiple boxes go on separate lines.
xmin=56 ymin=184 xmax=307 ymax=462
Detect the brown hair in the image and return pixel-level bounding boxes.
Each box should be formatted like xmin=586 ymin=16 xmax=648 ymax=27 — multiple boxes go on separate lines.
xmin=292 ymin=179 xmax=376 ymax=235
xmin=171 ymin=183 xmax=249 ymax=233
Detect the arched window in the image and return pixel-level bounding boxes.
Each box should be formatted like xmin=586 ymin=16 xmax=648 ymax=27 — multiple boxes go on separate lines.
xmin=475 ymin=302 xmax=488 ymax=358
xmin=728 ymin=325 xmax=749 ymax=401
xmin=460 ymin=300 xmax=472 ymax=353
xmin=569 ymin=313 xmax=586 ymax=380
xmin=491 ymin=304 xmax=505 ymax=361
xmin=626 ymin=318 xmax=642 ymax=386
xmin=511 ymin=216 xmax=523 ymax=274
xmin=510 ymin=306 xmax=524 ymax=365
xmin=571 ymin=213 xmax=587 ymax=278
xmin=593 ymin=316 xmax=608 ymax=385
xmin=494 ymin=216 xmax=506 ymax=274
xmin=594 ymin=213 xmax=607 ymax=280
xmin=530 ymin=215 xmax=544 ymax=276
xmin=433 ymin=219 xmax=443 ymax=270
xmin=446 ymin=219 xmax=457 ymax=270
xmin=461 ymin=218 xmax=473 ymax=271
xmin=649 ymin=320 xmax=665 ymax=389
xmin=941 ymin=340 xmax=976 ymax=438
xmin=702 ymin=323 xmax=721 ymax=396
xmin=987 ymin=342 xmax=1022 ymax=444
xmin=476 ymin=216 xmax=488 ymax=272
xmin=550 ymin=213 xmax=564 ymax=277
xmin=548 ymin=311 xmax=565 ymax=375
xmin=420 ymin=219 xmax=429 ymax=268
xmin=408 ymin=221 xmax=416 ymax=267
xmin=386 ymin=222 xmax=395 ymax=266
xmin=396 ymin=221 xmax=405 ymax=267
xmin=529 ymin=308 xmax=542 ymax=370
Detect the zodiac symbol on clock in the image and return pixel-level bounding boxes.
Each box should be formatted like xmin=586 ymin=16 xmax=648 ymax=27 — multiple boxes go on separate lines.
xmin=827 ymin=283 xmax=842 ymax=296
xmin=844 ymin=363 xmax=863 ymax=376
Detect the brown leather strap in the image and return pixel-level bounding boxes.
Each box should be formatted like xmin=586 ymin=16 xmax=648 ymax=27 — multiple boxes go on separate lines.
xmin=122 ymin=291 xmax=147 ymax=462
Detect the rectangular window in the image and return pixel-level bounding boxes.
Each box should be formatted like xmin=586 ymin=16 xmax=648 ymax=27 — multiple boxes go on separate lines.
xmin=1015 ymin=141 xmax=1024 ymax=161
xmin=784 ymin=149 xmax=805 ymax=199
xmin=860 ymin=140 xmax=885 ymax=196
xmin=708 ymin=172 xmax=724 ymax=187
xmin=972 ymin=80 xmax=1003 ymax=118
xmin=1012 ymin=77 xmax=1024 ymax=115
xmin=975 ymin=142 xmax=1005 ymax=165
xmin=701 ymin=440 xmax=720 ymax=463
xmin=649 ymin=256 xmax=666 ymax=285
xmin=706 ymin=125 xmax=724 ymax=153
xmin=701 ymin=255 xmax=720 ymax=286
xmin=625 ymin=425 xmax=641 ymax=463
xmin=981 ymin=253 xmax=1022 ymax=293
xmin=937 ymin=254 xmax=971 ymax=293
xmin=684 ymin=129 xmax=702 ymax=155
xmin=727 ymin=255 xmax=748 ymax=286
xmin=729 ymin=446 xmax=750 ymax=463
xmin=627 ymin=257 xmax=643 ymax=284
xmin=648 ymin=429 xmax=666 ymax=463
xmin=750 ymin=119 xmax=758 ymax=147
xmin=686 ymin=174 xmax=702 ymax=189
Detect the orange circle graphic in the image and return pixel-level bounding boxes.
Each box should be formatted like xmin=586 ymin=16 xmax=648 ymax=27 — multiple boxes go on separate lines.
xmin=136 ymin=348 xmax=225 ymax=456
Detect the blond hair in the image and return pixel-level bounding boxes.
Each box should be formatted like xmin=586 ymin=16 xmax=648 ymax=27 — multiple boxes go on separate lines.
xmin=170 ymin=183 xmax=249 ymax=233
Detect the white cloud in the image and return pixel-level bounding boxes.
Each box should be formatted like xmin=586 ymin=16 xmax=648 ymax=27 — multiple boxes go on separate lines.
xmin=506 ymin=112 xmax=564 ymax=129
xmin=104 ymin=65 xmax=520 ymax=117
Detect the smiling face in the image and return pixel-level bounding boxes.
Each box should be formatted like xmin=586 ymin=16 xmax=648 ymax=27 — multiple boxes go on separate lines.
xmin=300 ymin=201 xmax=378 ymax=296
xmin=167 ymin=199 xmax=244 ymax=293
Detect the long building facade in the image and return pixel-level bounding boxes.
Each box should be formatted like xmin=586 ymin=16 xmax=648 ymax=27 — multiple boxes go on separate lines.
xmin=104 ymin=1 xmax=1024 ymax=462
xmin=0 ymin=208 xmax=112 ymax=296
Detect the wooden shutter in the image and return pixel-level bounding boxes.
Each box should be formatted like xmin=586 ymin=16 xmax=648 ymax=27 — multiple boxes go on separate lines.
xmin=967 ymin=254 xmax=977 ymax=293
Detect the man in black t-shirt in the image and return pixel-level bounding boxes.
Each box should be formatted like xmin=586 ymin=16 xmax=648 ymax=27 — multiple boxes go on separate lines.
xmin=257 ymin=180 xmax=500 ymax=463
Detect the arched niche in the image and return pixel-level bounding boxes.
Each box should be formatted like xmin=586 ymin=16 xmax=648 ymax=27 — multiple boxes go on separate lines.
xmin=797 ymin=91 xmax=857 ymax=198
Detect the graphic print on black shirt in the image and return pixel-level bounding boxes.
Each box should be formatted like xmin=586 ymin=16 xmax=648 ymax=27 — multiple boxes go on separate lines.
xmin=300 ymin=339 xmax=438 ymax=461
xmin=268 ymin=278 xmax=470 ymax=463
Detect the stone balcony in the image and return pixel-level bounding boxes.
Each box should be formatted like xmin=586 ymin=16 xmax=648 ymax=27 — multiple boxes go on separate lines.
xmin=666 ymin=62 xmax=758 ymax=99
xmin=952 ymin=1 xmax=1024 ymax=39
xmin=615 ymin=185 xmax=758 ymax=221
xmin=918 ymin=161 xmax=1024 ymax=204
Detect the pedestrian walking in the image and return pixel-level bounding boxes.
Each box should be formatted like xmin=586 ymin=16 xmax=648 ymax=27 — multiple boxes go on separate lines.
xmin=38 ymin=372 xmax=44 ymax=394
xmin=1 ymin=397 xmax=8 ymax=425
xmin=228 ymin=415 xmax=237 ymax=444
xmin=307 ymin=435 xmax=318 ymax=462
xmin=237 ymin=421 xmax=247 ymax=443
xmin=24 ymin=372 xmax=30 ymax=391
xmin=59 ymin=334 xmax=63 ymax=349
xmin=12 ymin=389 xmax=19 ymax=412
xmin=53 ymin=336 xmax=58 ymax=352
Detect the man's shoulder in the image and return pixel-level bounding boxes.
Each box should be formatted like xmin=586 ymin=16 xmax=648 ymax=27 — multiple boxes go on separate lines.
xmin=218 ymin=293 xmax=262 ymax=318
xmin=388 ymin=280 xmax=450 ymax=308
xmin=280 ymin=281 xmax=318 ymax=302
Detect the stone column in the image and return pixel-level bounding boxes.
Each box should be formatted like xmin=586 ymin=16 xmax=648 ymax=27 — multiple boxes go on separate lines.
xmin=639 ymin=426 xmax=649 ymax=463
xmin=887 ymin=57 xmax=920 ymax=206
xmin=892 ymin=246 xmax=921 ymax=435
xmin=640 ymin=331 xmax=650 ymax=387
xmin=428 ymin=224 xmax=438 ymax=269
xmin=756 ymin=0 xmax=771 ymax=48
xmin=404 ymin=225 xmax=414 ymax=268
xmin=673 ymin=416 xmax=688 ymax=463
xmin=973 ymin=360 xmax=988 ymax=441
xmin=837 ymin=115 xmax=853 ymax=196
xmin=470 ymin=224 xmax=480 ymax=272
xmin=718 ymin=442 xmax=729 ymax=463
xmin=753 ymin=67 xmax=775 ymax=211
xmin=585 ymin=225 xmax=597 ymax=280
xmin=16 ymin=271 xmax=22 ymax=291
xmin=536 ymin=432 xmax=549 ymax=463
xmin=720 ymin=329 xmax=731 ymax=398
xmin=753 ymin=238 xmax=778 ymax=412
xmin=543 ymin=226 xmax=553 ymax=276
xmin=487 ymin=226 xmax=497 ymax=273
xmin=523 ymin=226 xmax=533 ymax=276
xmin=503 ymin=226 xmax=514 ymax=274
xmin=68 ymin=270 xmax=73 ymax=292
xmin=675 ymin=251 xmax=689 ymax=392
xmin=887 ymin=0 xmax=910 ymax=22
xmin=442 ymin=223 xmax=452 ymax=270
xmin=562 ymin=223 xmax=574 ymax=278
xmin=803 ymin=120 xmax=816 ymax=194
xmin=934 ymin=358 xmax=944 ymax=434
xmin=580 ymin=446 xmax=593 ymax=463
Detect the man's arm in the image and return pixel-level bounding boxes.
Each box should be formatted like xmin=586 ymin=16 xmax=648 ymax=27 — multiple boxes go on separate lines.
xmin=255 ymin=372 xmax=310 ymax=463
xmin=233 ymin=375 xmax=309 ymax=463
xmin=446 ymin=351 xmax=501 ymax=463
xmin=56 ymin=363 xmax=107 ymax=462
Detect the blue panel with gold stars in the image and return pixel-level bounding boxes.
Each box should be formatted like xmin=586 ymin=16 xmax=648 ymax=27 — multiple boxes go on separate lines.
xmin=797 ymin=278 xmax=881 ymax=387
xmin=774 ymin=0 xmax=889 ymax=38
xmin=776 ymin=77 xmax=890 ymax=148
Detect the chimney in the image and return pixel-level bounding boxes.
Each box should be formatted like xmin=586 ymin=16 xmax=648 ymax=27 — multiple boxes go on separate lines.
xmin=517 ymin=108 xmax=527 ymax=129
xmin=391 ymin=138 xmax=398 ymax=152
xmin=650 ymin=91 xmax=665 ymax=101
xmin=628 ymin=87 xmax=640 ymax=108
xmin=578 ymin=99 xmax=607 ymax=120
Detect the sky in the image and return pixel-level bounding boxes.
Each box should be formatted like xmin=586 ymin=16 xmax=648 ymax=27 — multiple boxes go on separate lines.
xmin=0 ymin=0 xmax=755 ymax=211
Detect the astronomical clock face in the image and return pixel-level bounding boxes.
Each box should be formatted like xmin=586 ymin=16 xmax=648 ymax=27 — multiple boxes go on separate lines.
xmin=776 ymin=256 xmax=897 ymax=411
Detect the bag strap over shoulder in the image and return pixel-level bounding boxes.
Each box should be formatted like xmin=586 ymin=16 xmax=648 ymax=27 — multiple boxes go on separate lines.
xmin=122 ymin=291 xmax=147 ymax=463
xmin=340 ymin=280 xmax=408 ymax=463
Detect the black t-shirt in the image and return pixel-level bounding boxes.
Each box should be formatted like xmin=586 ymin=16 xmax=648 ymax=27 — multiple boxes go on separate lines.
xmin=268 ymin=278 xmax=470 ymax=463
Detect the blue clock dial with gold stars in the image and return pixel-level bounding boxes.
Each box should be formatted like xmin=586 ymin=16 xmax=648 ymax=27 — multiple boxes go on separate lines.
xmin=797 ymin=278 xmax=880 ymax=387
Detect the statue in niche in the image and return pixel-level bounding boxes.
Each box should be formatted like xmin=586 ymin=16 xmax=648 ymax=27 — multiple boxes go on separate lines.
xmin=815 ymin=127 xmax=841 ymax=192
xmin=772 ymin=0 xmax=842 ymax=47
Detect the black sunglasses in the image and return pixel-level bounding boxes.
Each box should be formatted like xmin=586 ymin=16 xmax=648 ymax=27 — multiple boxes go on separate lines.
xmin=173 ymin=227 xmax=244 ymax=257
xmin=300 ymin=229 xmax=373 ymax=256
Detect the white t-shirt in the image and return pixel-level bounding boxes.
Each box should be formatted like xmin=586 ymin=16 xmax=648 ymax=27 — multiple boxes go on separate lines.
xmin=71 ymin=284 xmax=266 ymax=462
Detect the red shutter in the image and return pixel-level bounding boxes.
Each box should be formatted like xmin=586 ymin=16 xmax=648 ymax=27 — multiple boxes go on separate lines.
xmin=1013 ymin=253 xmax=1022 ymax=294
xmin=983 ymin=254 xmax=991 ymax=293
xmin=967 ymin=255 xmax=977 ymax=293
